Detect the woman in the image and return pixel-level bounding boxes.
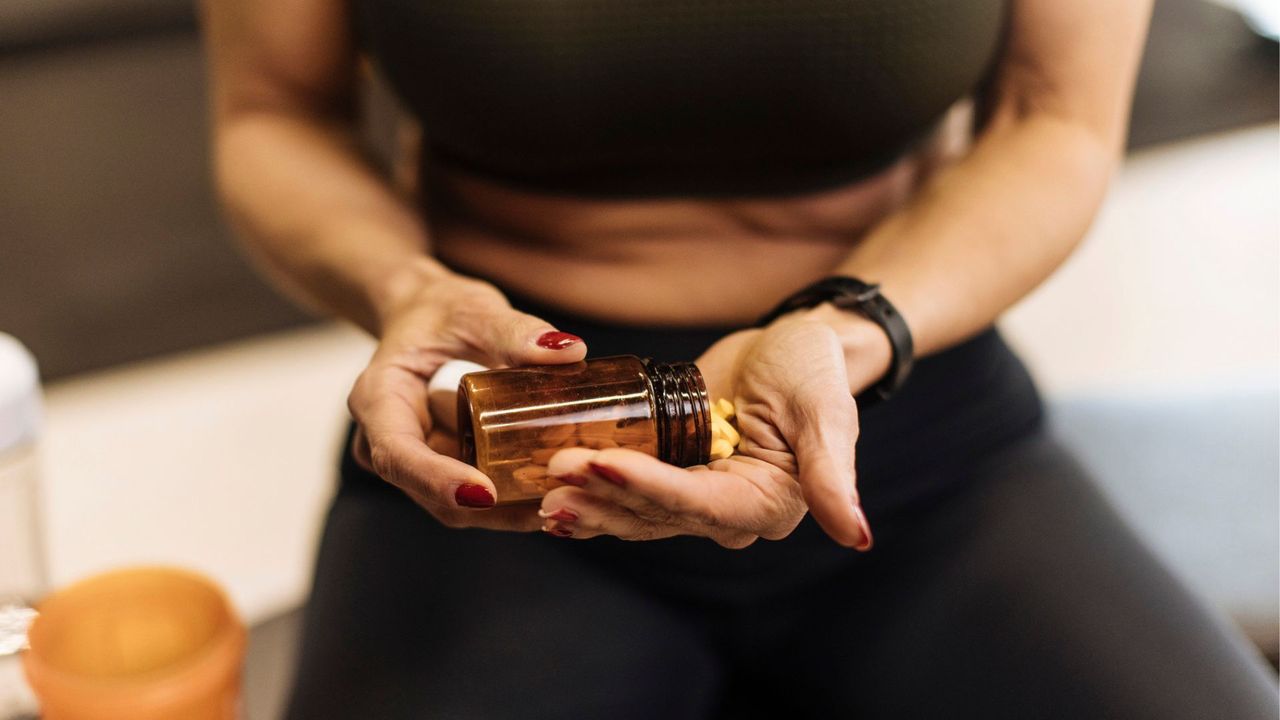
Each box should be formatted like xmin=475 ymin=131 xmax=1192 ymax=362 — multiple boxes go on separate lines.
xmin=203 ymin=1 xmax=1277 ymax=717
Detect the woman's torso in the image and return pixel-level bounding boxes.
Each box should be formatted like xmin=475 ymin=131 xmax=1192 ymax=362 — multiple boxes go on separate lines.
xmin=355 ymin=0 xmax=1008 ymax=326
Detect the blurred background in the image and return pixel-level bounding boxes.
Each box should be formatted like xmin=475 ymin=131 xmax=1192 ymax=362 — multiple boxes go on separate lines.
xmin=1 ymin=0 xmax=1277 ymax=716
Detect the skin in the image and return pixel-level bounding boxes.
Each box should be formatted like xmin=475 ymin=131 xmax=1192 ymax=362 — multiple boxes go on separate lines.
xmin=202 ymin=0 xmax=1152 ymax=549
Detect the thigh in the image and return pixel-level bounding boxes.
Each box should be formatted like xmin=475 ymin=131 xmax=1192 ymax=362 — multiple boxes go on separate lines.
xmin=781 ymin=434 xmax=1278 ymax=720
xmin=285 ymin=483 xmax=723 ymax=720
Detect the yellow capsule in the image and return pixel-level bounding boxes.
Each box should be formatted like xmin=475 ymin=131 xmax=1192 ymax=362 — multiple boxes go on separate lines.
xmin=715 ymin=398 xmax=735 ymax=419
xmin=710 ymin=438 xmax=735 ymax=460
xmin=711 ymin=415 xmax=740 ymax=447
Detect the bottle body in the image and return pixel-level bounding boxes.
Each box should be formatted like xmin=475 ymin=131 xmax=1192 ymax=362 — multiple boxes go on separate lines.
xmin=0 ymin=333 xmax=45 ymax=719
xmin=458 ymin=356 xmax=709 ymax=505
xmin=0 ymin=442 xmax=45 ymax=608
xmin=0 ymin=439 xmax=44 ymax=720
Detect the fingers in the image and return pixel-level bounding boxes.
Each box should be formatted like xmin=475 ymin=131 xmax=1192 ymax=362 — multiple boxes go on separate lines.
xmin=545 ymin=447 xmax=774 ymax=547
xmin=435 ymin=278 xmax=588 ymax=367
xmin=349 ymin=364 xmax=499 ymax=512
xmin=354 ymin=416 xmax=457 ymax=469
xmin=426 ymin=427 xmax=461 ymax=459
xmin=537 ymin=487 xmax=678 ymax=541
xmin=351 ymin=425 xmax=373 ymax=472
xmin=431 ymin=503 xmax=545 ymax=533
xmin=351 ymin=275 xmax=587 ymax=531
xmin=547 ymin=448 xmax=717 ymax=525
xmin=538 ymin=486 xmax=756 ymax=548
xmin=787 ymin=393 xmax=872 ymax=550
xmin=353 ymin=377 xmax=539 ymax=531
xmin=475 ymin=308 xmax=587 ymax=368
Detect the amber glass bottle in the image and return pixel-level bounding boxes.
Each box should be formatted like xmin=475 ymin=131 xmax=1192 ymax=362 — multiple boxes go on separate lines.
xmin=457 ymin=356 xmax=711 ymax=505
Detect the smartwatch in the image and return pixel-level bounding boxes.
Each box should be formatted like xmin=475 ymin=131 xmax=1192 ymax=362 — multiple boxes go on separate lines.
xmin=757 ymin=276 xmax=914 ymax=406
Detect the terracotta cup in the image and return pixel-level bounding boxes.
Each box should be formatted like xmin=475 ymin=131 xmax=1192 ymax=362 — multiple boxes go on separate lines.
xmin=22 ymin=567 xmax=245 ymax=720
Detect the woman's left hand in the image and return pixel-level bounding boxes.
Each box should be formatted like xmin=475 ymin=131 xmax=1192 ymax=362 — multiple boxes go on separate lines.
xmin=539 ymin=317 xmax=875 ymax=550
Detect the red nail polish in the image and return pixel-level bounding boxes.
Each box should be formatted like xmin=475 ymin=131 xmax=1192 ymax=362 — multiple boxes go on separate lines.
xmin=547 ymin=508 xmax=578 ymax=523
xmin=455 ymin=483 xmax=496 ymax=508
xmin=852 ymin=505 xmax=874 ymax=551
xmin=588 ymin=462 xmax=626 ymax=487
xmin=547 ymin=525 xmax=574 ymax=538
xmin=554 ymin=473 xmax=588 ymax=487
xmin=536 ymin=331 xmax=582 ymax=350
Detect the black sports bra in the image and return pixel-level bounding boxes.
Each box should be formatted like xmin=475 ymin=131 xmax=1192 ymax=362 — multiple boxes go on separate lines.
xmin=355 ymin=1 xmax=1008 ymax=197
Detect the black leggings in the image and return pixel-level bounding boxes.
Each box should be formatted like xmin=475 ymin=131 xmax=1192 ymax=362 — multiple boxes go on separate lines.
xmin=286 ymin=301 xmax=1277 ymax=719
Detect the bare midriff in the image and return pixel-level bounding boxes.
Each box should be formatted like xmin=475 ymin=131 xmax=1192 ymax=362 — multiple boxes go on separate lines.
xmin=422 ymin=108 xmax=970 ymax=327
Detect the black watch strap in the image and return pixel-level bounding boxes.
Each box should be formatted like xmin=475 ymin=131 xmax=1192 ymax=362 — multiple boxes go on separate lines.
xmin=757 ymin=276 xmax=915 ymax=406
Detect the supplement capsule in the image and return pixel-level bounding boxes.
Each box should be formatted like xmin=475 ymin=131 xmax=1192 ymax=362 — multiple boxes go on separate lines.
xmin=708 ymin=398 xmax=741 ymax=460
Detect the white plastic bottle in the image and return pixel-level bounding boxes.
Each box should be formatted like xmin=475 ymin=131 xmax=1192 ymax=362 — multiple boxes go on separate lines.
xmin=0 ymin=334 xmax=44 ymax=719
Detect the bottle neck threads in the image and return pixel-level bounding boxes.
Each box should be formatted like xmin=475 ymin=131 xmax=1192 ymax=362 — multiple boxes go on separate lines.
xmin=644 ymin=360 xmax=711 ymax=468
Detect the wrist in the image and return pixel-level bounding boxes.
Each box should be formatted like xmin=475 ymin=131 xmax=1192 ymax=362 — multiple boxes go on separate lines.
xmin=796 ymin=303 xmax=893 ymax=395
xmin=370 ymin=257 xmax=454 ymax=332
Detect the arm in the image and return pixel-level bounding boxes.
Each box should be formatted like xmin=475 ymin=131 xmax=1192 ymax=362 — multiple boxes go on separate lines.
xmin=202 ymin=0 xmax=587 ymax=527
xmin=536 ymin=2 xmax=1153 ymax=549
xmin=810 ymin=0 xmax=1154 ymax=387
xmin=202 ymin=0 xmax=439 ymax=334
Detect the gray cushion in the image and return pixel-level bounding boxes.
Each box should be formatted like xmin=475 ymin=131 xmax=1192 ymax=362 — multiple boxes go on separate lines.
xmin=0 ymin=0 xmax=194 ymax=51
xmin=1130 ymin=0 xmax=1280 ymax=149
xmin=1051 ymin=387 xmax=1279 ymax=655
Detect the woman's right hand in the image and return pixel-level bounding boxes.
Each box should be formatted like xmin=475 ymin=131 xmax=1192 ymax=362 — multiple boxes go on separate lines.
xmin=347 ymin=272 xmax=587 ymax=531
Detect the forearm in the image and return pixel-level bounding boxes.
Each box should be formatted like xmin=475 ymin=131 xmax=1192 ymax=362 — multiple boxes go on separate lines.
xmin=785 ymin=0 xmax=1150 ymax=394
xmin=213 ymin=109 xmax=448 ymax=334
xmin=790 ymin=114 xmax=1117 ymax=394
xmin=829 ymin=112 xmax=1117 ymax=358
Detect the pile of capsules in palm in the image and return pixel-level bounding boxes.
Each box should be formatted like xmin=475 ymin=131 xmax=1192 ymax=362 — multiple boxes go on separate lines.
xmin=708 ymin=398 xmax=741 ymax=460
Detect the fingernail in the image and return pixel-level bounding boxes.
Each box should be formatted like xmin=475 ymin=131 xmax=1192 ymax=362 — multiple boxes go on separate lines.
xmin=852 ymin=504 xmax=874 ymax=551
xmin=588 ymin=462 xmax=626 ymax=487
xmin=544 ymin=524 xmax=574 ymax=538
xmin=536 ymin=331 xmax=582 ymax=350
xmin=554 ymin=473 xmax=588 ymax=487
xmin=455 ymin=483 xmax=496 ymax=508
